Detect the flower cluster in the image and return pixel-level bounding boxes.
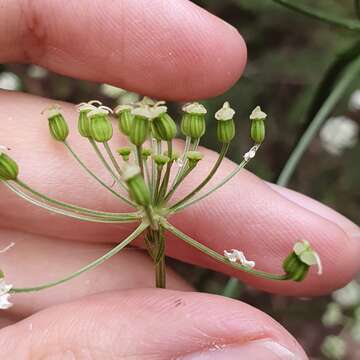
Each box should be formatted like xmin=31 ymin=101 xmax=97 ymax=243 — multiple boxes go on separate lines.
xmin=0 ymin=97 xmax=321 ymax=307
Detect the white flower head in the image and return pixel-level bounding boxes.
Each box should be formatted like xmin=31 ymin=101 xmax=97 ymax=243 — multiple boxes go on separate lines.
xmin=349 ymin=90 xmax=360 ymax=111
xmin=42 ymin=104 xmax=62 ymax=118
xmin=243 ymin=144 xmax=260 ymax=161
xmin=114 ymin=104 xmax=133 ymax=114
xmin=182 ymin=102 xmax=207 ymax=115
xmin=320 ymin=116 xmax=359 ymax=156
xmin=0 ymin=278 xmax=13 ymax=310
xmin=224 ymin=249 xmax=255 ymax=268
xmin=87 ymin=106 xmax=111 ymax=118
xmin=0 ymin=72 xmax=21 ymax=91
xmin=215 ymin=102 xmax=235 ymax=121
xmin=131 ymin=107 xmax=153 ymax=119
xmin=249 ymin=106 xmax=267 ymax=120
xmin=77 ymin=102 xmax=98 ymax=113
xmin=151 ymin=105 xmax=168 ymax=119
xmin=100 ymin=84 xmax=125 ymax=99
xmin=294 ymin=240 xmax=322 ymax=275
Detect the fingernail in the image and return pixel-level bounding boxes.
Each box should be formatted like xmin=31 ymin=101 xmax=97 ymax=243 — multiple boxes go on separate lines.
xmin=182 ymin=339 xmax=304 ymax=360
xmin=268 ymin=183 xmax=359 ymax=242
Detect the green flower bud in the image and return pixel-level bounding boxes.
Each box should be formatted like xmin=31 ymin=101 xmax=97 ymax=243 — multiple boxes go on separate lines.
xmin=78 ymin=110 xmax=92 ymax=138
xmin=129 ymin=108 xmax=151 ymax=146
xmin=114 ymin=105 xmax=134 ymax=136
xmin=47 ymin=107 xmax=69 ymax=142
xmin=283 ymin=240 xmax=322 ymax=281
xmin=250 ymin=106 xmax=267 ymax=144
xmin=141 ymin=148 xmax=152 ymax=160
xmin=181 ymin=103 xmax=207 ymax=140
xmin=186 ymin=151 xmax=204 ymax=168
xmin=152 ymin=106 xmax=177 ymax=141
xmin=0 ymin=149 xmax=19 ymax=181
xmin=153 ymin=154 xmax=170 ymax=167
xmin=123 ymin=165 xmax=150 ymax=206
xmin=215 ymin=102 xmax=236 ymax=143
xmin=117 ymin=146 xmax=132 ymax=161
xmin=88 ymin=108 xmax=113 ymax=143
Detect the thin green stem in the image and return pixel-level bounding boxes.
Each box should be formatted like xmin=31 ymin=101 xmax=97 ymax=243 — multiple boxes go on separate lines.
xmin=172 ymin=136 xmax=191 ymax=187
xmin=151 ymin=137 xmax=157 ymax=202
xmin=154 ymin=166 xmax=164 ymax=204
xmin=162 ymin=220 xmax=289 ymax=281
xmin=103 ymin=141 xmax=123 ymax=178
xmin=163 ymin=165 xmax=194 ymax=203
xmin=5 ymin=181 xmax=139 ymax=223
xmin=11 ymin=223 xmax=148 ymax=293
xmin=157 ymin=141 xmax=173 ymax=203
xmin=65 ymin=141 xmax=132 ymax=206
xmin=14 ymin=179 xmax=138 ymax=220
xmin=136 ymin=145 xmax=144 ymax=177
xmin=271 ymin=0 xmax=360 ymax=31
xmin=171 ymin=143 xmax=229 ymax=209
xmin=155 ymin=255 xmax=166 ymax=288
xmin=172 ymin=144 xmax=260 ymax=213
xmin=277 ymin=55 xmax=360 ymax=186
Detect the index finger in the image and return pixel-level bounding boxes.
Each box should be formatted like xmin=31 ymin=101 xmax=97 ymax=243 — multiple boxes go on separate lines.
xmin=1 ymin=0 xmax=246 ymax=100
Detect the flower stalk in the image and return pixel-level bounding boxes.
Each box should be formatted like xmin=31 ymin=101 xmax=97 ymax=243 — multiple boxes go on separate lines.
xmin=0 ymin=99 xmax=322 ymax=309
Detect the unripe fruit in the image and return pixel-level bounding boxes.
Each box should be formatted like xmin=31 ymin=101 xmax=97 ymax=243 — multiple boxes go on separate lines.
xmin=0 ymin=153 xmax=19 ymax=180
xmin=48 ymin=109 xmax=69 ymax=142
xmin=181 ymin=103 xmax=207 ymax=140
xmin=88 ymin=109 xmax=113 ymax=143
xmin=123 ymin=165 xmax=150 ymax=206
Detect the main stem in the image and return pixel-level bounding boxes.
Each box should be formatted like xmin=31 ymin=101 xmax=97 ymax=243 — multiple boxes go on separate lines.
xmin=155 ymin=254 xmax=166 ymax=288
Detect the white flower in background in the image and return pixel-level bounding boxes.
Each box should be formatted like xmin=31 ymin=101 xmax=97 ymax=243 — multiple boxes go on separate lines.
xmin=0 ymin=72 xmax=21 ymax=91
xmin=322 ymin=302 xmax=343 ymax=327
xmin=118 ymin=92 xmax=140 ymax=105
xmin=224 ymin=249 xmax=255 ymax=268
xmin=100 ymin=84 xmax=126 ymax=99
xmin=321 ymin=335 xmax=347 ymax=360
xmin=0 ymin=278 xmax=13 ymax=310
xmin=27 ymin=65 xmax=48 ymax=79
xmin=319 ymin=116 xmax=359 ymax=156
xmin=349 ymin=89 xmax=360 ymax=111
xmin=332 ymin=281 xmax=360 ymax=308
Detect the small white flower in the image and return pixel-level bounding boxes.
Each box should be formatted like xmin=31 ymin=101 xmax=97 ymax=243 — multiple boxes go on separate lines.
xmin=131 ymin=107 xmax=153 ymax=119
xmin=27 ymin=65 xmax=48 ymax=79
xmin=349 ymin=89 xmax=360 ymax=111
xmin=320 ymin=116 xmax=359 ymax=156
xmin=215 ymin=102 xmax=235 ymax=121
xmin=176 ymin=159 xmax=184 ymax=168
xmin=224 ymin=249 xmax=255 ymax=268
xmin=243 ymin=144 xmax=260 ymax=161
xmin=293 ymin=240 xmax=323 ymax=275
xmin=114 ymin=104 xmax=133 ymax=114
xmin=0 ymin=279 xmax=13 ymax=310
xmin=249 ymin=106 xmax=267 ymax=120
xmin=332 ymin=281 xmax=360 ymax=308
xmin=87 ymin=106 xmax=111 ymax=118
xmin=100 ymin=84 xmax=125 ymax=99
xmin=182 ymin=102 xmax=207 ymax=115
xmin=0 ymin=72 xmax=21 ymax=91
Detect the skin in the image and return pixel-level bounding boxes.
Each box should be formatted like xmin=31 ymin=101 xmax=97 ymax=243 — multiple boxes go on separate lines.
xmin=0 ymin=0 xmax=359 ymax=359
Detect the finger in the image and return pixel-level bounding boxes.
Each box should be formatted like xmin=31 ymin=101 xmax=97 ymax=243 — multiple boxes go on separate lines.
xmin=1 ymin=92 xmax=359 ymax=296
xmin=0 ymin=228 xmax=190 ymax=318
xmin=0 ymin=289 xmax=307 ymax=359
xmin=1 ymin=0 xmax=246 ymax=100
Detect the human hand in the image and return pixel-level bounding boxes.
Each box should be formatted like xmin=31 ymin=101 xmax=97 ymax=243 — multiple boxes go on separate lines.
xmin=0 ymin=1 xmax=359 ymax=358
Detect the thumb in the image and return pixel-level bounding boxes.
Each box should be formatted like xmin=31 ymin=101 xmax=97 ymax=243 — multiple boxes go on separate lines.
xmin=0 ymin=289 xmax=307 ymax=359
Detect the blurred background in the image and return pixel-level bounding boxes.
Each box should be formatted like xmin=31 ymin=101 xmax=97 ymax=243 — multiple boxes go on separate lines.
xmin=1 ymin=0 xmax=359 ymax=358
